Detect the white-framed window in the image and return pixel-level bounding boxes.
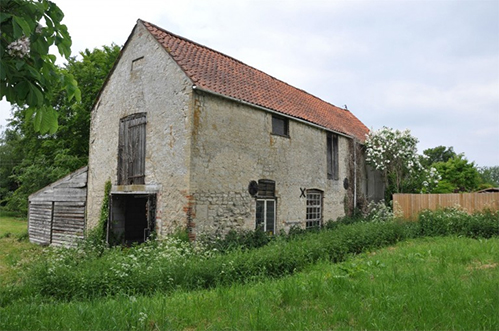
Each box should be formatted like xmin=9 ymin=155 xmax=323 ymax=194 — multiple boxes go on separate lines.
xmin=306 ymin=190 xmax=323 ymax=228
xmin=256 ymin=199 xmax=276 ymax=234
xmin=255 ymin=179 xmax=276 ymax=234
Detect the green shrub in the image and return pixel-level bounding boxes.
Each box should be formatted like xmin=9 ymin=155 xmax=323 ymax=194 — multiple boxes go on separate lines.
xmin=418 ymin=207 xmax=499 ymax=238
xmin=199 ymin=228 xmax=274 ymax=253
xmin=86 ymin=180 xmax=111 ymax=244
xmin=11 ymin=208 xmax=499 ymax=303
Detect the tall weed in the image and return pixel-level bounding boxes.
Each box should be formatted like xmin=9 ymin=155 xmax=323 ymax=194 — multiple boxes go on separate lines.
xmin=6 ymin=208 xmax=498 ymax=303
xmin=419 ymin=207 xmax=499 ymax=238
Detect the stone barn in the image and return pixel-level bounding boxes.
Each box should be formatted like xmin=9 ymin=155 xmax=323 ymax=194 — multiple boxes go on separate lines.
xmin=84 ymin=20 xmax=383 ymax=244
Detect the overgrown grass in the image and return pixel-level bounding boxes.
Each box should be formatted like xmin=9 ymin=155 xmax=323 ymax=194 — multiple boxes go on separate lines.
xmin=1 ymin=208 xmax=496 ymax=304
xmin=0 ymin=208 xmax=497 ymax=329
xmin=0 ymin=215 xmax=41 ymax=287
xmin=1 ymin=236 xmax=497 ymax=330
xmin=0 ymin=213 xmax=28 ymax=238
xmin=0 ymin=221 xmax=410 ymax=303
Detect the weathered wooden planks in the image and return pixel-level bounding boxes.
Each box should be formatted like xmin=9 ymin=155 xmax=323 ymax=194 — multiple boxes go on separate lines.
xmin=28 ymin=167 xmax=88 ymax=247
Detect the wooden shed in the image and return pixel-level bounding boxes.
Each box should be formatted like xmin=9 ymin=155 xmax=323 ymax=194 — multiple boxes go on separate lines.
xmin=28 ymin=166 xmax=88 ymax=247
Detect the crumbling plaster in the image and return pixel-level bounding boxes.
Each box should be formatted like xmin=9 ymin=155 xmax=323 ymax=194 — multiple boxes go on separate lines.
xmin=86 ymin=23 xmax=193 ymax=235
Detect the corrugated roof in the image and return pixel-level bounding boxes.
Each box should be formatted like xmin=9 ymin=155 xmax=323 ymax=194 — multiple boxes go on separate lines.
xmin=142 ymin=20 xmax=369 ymax=141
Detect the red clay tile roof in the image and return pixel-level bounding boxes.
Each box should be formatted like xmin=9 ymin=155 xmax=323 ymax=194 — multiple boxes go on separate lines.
xmin=141 ymin=20 xmax=369 ymax=141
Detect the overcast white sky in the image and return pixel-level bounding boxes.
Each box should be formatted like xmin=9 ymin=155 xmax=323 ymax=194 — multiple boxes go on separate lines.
xmin=1 ymin=0 xmax=498 ymax=166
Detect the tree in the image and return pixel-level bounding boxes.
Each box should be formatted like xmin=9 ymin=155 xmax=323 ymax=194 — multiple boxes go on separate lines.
xmin=1 ymin=44 xmax=120 ymax=213
xmin=365 ymin=127 xmax=440 ymax=200
xmin=0 ymin=0 xmax=80 ymax=134
xmin=478 ymin=166 xmax=499 ymax=187
xmin=433 ymin=155 xmax=481 ymax=193
xmin=420 ymin=146 xmax=456 ymax=168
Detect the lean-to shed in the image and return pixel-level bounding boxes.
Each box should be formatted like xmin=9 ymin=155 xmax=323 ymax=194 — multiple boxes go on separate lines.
xmin=28 ymin=166 xmax=88 ymax=247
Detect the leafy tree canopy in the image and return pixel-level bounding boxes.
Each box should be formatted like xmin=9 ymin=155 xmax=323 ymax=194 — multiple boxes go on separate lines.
xmin=433 ymin=155 xmax=481 ymax=193
xmin=0 ymin=44 xmax=120 ymax=213
xmin=420 ymin=146 xmax=456 ymax=168
xmin=478 ymin=166 xmax=499 ymax=188
xmin=0 ymin=0 xmax=80 ymax=134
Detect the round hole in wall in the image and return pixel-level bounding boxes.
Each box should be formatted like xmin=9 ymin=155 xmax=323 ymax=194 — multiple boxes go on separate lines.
xmin=343 ymin=178 xmax=349 ymax=190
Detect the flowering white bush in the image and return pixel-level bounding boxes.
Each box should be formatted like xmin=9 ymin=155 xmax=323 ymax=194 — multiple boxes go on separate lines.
xmin=365 ymin=200 xmax=394 ymax=223
xmin=365 ymin=127 xmax=440 ymax=194
xmin=420 ymin=166 xmax=441 ymax=193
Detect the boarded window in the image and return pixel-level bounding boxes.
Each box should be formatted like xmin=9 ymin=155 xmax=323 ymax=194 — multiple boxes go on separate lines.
xmin=327 ymin=133 xmax=339 ymax=180
xmin=118 ymin=113 xmax=147 ymax=185
xmin=272 ymin=115 xmax=289 ymax=137
xmin=306 ymin=189 xmax=323 ymax=228
xmin=257 ymin=179 xmax=276 ymax=198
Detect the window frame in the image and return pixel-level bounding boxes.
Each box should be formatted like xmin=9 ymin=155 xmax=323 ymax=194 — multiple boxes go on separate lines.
xmin=306 ymin=189 xmax=323 ymax=229
xmin=327 ymin=133 xmax=339 ymax=180
xmin=271 ymin=115 xmax=289 ymax=137
xmin=255 ymin=179 xmax=276 ymax=234
xmin=256 ymin=198 xmax=276 ymax=234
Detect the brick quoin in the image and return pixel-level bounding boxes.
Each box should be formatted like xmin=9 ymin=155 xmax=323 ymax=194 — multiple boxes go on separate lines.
xmin=184 ymin=195 xmax=196 ymax=240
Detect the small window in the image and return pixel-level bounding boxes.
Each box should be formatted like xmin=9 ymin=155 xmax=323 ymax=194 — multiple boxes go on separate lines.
xmin=306 ymin=190 xmax=323 ymax=228
xmin=272 ymin=115 xmax=289 ymax=137
xmin=255 ymin=179 xmax=276 ymax=234
xmin=256 ymin=199 xmax=276 ymax=234
xmin=327 ymin=133 xmax=339 ymax=180
xmin=131 ymin=56 xmax=144 ymax=71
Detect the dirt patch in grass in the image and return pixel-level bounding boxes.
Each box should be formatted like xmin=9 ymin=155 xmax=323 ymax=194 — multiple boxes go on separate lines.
xmin=467 ymin=261 xmax=498 ymax=271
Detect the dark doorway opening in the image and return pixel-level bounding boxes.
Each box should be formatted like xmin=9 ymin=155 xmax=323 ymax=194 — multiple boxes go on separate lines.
xmin=108 ymin=194 xmax=156 ymax=245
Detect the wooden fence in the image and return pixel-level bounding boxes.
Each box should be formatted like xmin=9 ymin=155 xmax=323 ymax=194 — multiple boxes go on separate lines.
xmin=393 ymin=192 xmax=499 ymax=220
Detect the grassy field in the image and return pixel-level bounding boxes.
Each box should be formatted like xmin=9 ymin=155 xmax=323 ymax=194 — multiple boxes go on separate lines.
xmin=1 ymin=233 xmax=497 ymax=330
xmin=0 ymin=214 xmax=43 ymax=287
xmin=0 ymin=211 xmax=28 ymax=237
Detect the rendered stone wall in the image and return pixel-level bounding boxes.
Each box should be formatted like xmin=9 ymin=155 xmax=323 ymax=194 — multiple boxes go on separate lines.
xmin=87 ymin=23 xmax=375 ymax=240
xmin=189 ymin=92 xmax=354 ymax=236
xmin=86 ymin=22 xmax=193 ymax=235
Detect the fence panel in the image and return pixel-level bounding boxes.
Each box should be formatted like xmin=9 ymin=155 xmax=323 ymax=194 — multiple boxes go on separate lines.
xmin=393 ymin=192 xmax=499 ymax=220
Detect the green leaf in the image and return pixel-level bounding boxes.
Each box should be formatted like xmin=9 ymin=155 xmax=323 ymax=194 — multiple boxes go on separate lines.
xmin=15 ymin=60 xmax=25 ymax=70
xmin=13 ymin=16 xmax=32 ymax=37
xmin=56 ymin=36 xmax=71 ymax=58
xmin=0 ymin=63 xmax=6 ymax=80
xmin=25 ymin=107 xmax=35 ymax=121
xmin=47 ymin=2 xmax=65 ymax=24
xmin=34 ymin=106 xmax=58 ymax=134
xmin=26 ymin=64 xmax=42 ymax=81
xmin=43 ymin=13 xmax=55 ymax=34
xmin=27 ymin=82 xmax=44 ymax=107
xmin=30 ymin=37 xmax=50 ymax=56
xmin=0 ymin=13 xmax=12 ymax=23
xmin=16 ymin=80 xmax=30 ymax=99
xmin=74 ymin=86 xmax=82 ymax=102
